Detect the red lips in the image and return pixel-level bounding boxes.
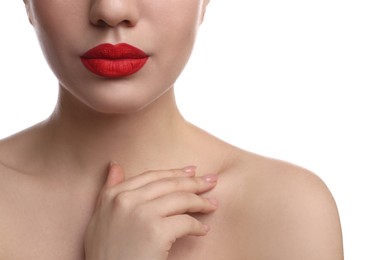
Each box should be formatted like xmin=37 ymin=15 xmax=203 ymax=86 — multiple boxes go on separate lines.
xmin=81 ymin=43 xmax=149 ymax=78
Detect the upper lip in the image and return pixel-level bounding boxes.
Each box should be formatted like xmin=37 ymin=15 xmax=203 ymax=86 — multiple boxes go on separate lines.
xmin=81 ymin=43 xmax=148 ymax=59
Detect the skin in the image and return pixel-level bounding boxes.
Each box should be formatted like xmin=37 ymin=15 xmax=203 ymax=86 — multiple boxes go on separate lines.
xmin=0 ymin=0 xmax=344 ymax=259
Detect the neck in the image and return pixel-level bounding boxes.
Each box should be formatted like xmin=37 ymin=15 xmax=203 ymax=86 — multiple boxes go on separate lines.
xmin=42 ymin=87 xmax=194 ymax=178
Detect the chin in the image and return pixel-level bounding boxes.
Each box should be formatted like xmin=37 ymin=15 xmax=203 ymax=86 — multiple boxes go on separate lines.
xmin=59 ymin=78 xmax=174 ymax=116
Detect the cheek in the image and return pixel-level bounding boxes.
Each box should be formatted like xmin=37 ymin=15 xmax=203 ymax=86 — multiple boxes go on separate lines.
xmin=32 ymin=1 xmax=83 ymax=45
xmin=145 ymin=0 xmax=201 ymax=70
xmin=31 ymin=0 xmax=87 ymax=78
xmin=145 ymin=0 xmax=201 ymax=43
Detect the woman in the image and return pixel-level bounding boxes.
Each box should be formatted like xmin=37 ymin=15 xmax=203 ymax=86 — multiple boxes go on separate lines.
xmin=0 ymin=0 xmax=343 ymax=259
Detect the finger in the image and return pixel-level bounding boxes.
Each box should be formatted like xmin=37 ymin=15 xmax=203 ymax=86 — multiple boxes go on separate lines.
xmin=110 ymin=175 xmax=217 ymax=212
xmin=111 ymin=166 xmax=197 ymax=194
xmin=164 ymin=215 xmax=211 ymax=239
xmin=147 ymin=192 xmax=218 ymax=217
xmin=135 ymin=174 xmax=218 ymax=201
xmin=104 ymin=162 xmax=125 ymax=188
xmin=93 ymin=162 xmax=126 ymax=208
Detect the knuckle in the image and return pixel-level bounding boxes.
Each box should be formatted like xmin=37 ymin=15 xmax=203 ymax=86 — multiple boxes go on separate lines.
xmin=163 ymin=177 xmax=182 ymax=189
xmin=113 ymin=192 xmax=132 ymax=209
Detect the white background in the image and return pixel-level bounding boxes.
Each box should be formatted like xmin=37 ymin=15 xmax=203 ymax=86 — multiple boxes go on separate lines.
xmin=1 ymin=0 xmax=389 ymax=259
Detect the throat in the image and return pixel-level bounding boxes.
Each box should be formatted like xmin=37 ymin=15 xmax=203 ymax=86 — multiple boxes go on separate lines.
xmin=40 ymin=96 xmax=192 ymax=179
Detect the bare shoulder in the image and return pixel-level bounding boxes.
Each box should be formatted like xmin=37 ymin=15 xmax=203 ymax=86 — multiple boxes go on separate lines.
xmin=0 ymin=123 xmax=44 ymax=174
xmin=225 ymin=149 xmax=344 ymax=259
xmin=0 ymin=126 xmax=42 ymax=196
xmin=0 ymin=134 xmax=29 ymax=256
xmin=0 ymin=130 xmax=33 ymax=192
xmin=0 ymin=134 xmax=19 ymax=177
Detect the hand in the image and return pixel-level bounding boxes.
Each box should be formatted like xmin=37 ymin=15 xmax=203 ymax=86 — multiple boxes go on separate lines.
xmin=84 ymin=163 xmax=218 ymax=260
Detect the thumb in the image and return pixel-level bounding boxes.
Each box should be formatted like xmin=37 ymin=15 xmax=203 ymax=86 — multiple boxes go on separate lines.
xmin=93 ymin=162 xmax=125 ymax=209
xmin=104 ymin=162 xmax=125 ymax=188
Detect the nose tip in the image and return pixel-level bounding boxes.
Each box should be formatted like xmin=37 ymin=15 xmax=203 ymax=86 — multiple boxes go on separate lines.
xmin=89 ymin=0 xmax=139 ymax=28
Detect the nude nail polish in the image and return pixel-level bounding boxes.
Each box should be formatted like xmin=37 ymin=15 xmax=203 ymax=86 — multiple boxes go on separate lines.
xmin=202 ymin=174 xmax=218 ymax=183
xmin=182 ymin=165 xmax=197 ymax=174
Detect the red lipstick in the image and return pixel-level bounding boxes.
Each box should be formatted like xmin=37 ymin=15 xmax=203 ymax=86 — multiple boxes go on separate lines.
xmin=81 ymin=43 xmax=149 ymax=78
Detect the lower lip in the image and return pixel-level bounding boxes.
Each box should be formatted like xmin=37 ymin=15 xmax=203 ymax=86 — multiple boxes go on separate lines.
xmin=81 ymin=58 xmax=148 ymax=78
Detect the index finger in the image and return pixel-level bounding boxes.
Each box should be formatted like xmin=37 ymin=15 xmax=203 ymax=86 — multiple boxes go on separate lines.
xmin=109 ymin=165 xmax=197 ymax=194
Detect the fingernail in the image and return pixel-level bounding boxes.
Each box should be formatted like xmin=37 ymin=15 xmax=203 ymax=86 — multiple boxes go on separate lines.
xmin=182 ymin=165 xmax=197 ymax=174
xmin=203 ymin=224 xmax=211 ymax=232
xmin=208 ymin=198 xmax=219 ymax=207
xmin=201 ymin=174 xmax=218 ymax=183
xmin=110 ymin=161 xmax=118 ymax=167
